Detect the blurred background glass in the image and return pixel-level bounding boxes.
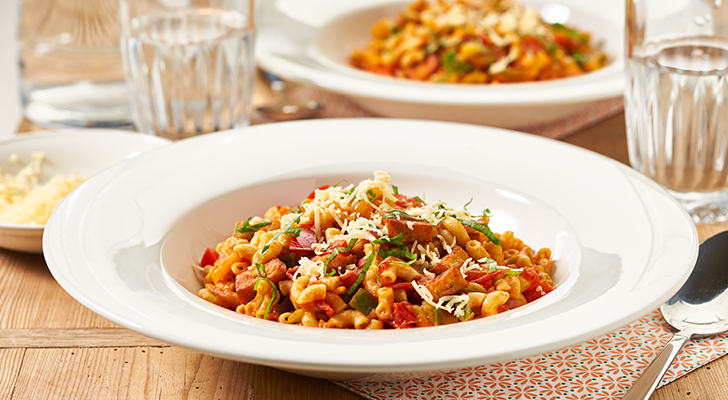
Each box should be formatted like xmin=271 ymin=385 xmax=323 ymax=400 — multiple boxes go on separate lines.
xmin=119 ymin=0 xmax=256 ymax=141
xmin=18 ymin=0 xmax=132 ymax=128
xmin=625 ymin=0 xmax=728 ymax=224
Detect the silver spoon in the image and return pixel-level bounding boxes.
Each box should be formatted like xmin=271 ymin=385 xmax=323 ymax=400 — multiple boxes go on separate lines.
xmin=256 ymin=71 xmax=322 ymax=121
xmin=623 ymin=230 xmax=728 ymax=399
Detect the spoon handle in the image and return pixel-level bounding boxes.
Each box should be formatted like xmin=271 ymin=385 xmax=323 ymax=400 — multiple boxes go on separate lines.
xmin=622 ymin=331 xmax=692 ymax=399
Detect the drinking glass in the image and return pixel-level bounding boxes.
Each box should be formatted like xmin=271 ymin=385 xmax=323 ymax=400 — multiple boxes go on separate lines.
xmin=18 ymin=0 xmax=132 ymax=128
xmin=625 ymin=0 xmax=728 ymax=224
xmin=118 ymin=0 xmax=256 ymax=140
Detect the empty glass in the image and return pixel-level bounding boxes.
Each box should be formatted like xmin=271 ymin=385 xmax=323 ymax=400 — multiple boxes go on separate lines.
xmin=118 ymin=0 xmax=256 ymax=141
xmin=625 ymin=0 xmax=728 ymax=224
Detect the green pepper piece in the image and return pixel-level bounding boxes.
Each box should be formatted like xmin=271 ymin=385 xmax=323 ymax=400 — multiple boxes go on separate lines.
xmin=464 ymin=282 xmax=488 ymax=293
xmin=348 ymin=288 xmax=378 ymax=316
xmin=423 ymin=304 xmax=442 ymax=326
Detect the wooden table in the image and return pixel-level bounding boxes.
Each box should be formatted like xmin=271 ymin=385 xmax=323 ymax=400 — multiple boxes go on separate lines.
xmin=3 ymin=108 xmax=728 ymax=399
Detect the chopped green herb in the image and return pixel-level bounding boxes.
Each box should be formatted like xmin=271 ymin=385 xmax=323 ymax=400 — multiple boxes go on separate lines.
xmin=373 ymin=233 xmax=416 ymax=261
xmin=460 ymin=218 xmax=501 ymax=245
xmin=382 ymin=209 xmax=427 ymax=222
xmin=344 ymin=250 xmax=377 ymax=302
xmin=323 ymin=238 xmax=358 ymax=273
xmin=442 ymin=48 xmax=472 ymax=76
xmin=259 ymin=214 xmax=302 ymax=258
xmin=372 ymin=232 xmax=405 ymax=245
xmin=366 ymin=189 xmax=377 ymax=202
xmin=387 ymin=258 xmax=417 ymax=266
xmin=392 ymin=185 xmax=399 ymax=194
xmin=236 ymin=217 xmax=271 ymax=233
xmin=486 ymin=264 xmax=523 ymax=276
xmin=253 ymin=278 xmax=278 ymax=320
xmin=477 ymin=257 xmax=497 ymax=265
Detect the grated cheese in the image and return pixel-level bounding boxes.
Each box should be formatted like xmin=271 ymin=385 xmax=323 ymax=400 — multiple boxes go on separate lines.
xmin=0 ymin=153 xmax=85 ymax=225
xmin=412 ymin=281 xmax=471 ymax=318
xmin=293 ymin=257 xmax=326 ymax=281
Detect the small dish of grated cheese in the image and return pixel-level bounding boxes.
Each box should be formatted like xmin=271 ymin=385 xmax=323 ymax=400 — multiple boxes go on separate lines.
xmin=0 ymin=152 xmax=86 ymax=225
xmin=0 ymin=129 xmax=171 ymax=253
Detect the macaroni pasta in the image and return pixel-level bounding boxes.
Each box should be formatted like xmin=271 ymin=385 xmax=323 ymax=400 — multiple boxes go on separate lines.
xmin=349 ymin=0 xmax=608 ymax=83
xmin=196 ymin=171 xmax=555 ymax=329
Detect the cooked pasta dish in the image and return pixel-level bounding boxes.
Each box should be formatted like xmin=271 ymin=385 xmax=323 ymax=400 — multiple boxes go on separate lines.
xmin=349 ymin=0 xmax=608 ymax=83
xmin=196 ymin=171 xmax=554 ymax=329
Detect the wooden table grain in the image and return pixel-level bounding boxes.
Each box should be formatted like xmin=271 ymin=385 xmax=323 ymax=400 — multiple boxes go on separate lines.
xmin=3 ymin=109 xmax=728 ymax=399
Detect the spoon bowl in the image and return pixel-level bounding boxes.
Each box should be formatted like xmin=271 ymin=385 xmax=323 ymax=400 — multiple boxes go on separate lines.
xmin=623 ymin=229 xmax=728 ymax=399
xmin=256 ymin=71 xmax=322 ymax=121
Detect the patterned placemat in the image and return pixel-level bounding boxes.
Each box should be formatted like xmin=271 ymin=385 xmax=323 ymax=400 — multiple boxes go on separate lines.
xmin=251 ymin=82 xmax=624 ymax=140
xmin=335 ymin=309 xmax=728 ymax=399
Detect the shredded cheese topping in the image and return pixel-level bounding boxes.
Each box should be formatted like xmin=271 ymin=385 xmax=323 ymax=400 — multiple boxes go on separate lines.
xmin=0 ymin=153 xmax=85 ymax=225
xmin=412 ymin=281 xmax=472 ymax=318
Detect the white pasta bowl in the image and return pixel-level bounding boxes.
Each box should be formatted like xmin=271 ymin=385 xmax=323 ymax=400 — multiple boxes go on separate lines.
xmin=0 ymin=130 xmax=170 ymax=253
xmin=257 ymin=0 xmax=625 ymax=129
xmin=43 ymin=119 xmax=697 ymax=380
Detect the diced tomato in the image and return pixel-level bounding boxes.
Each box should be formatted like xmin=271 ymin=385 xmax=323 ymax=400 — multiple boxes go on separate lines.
xmin=524 ymin=280 xmax=555 ymax=302
xmin=285 ymin=265 xmax=299 ymax=280
xmin=200 ymin=248 xmax=219 ymax=267
xmin=390 ymin=281 xmax=414 ymax=290
xmin=364 ymin=64 xmax=397 ymax=76
xmin=520 ymin=267 xmax=540 ymax=286
xmin=357 ymin=257 xmax=370 ymax=268
xmin=307 ymin=185 xmax=330 ymax=200
xmin=524 ymin=289 xmax=542 ymax=303
xmin=553 ymin=33 xmax=570 ymax=47
xmin=405 ymin=54 xmax=440 ymax=80
xmin=266 ymin=311 xmax=281 ymax=321
xmin=478 ymin=33 xmax=490 ymax=45
xmin=522 ymin=267 xmax=555 ymax=302
xmin=394 ymin=193 xmax=424 ymax=210
xmin=522 ymin=36 xmax=544 ymax=51
xmin=496 ymin=304 xmax=508 ymax=314
xmin=553 ymin=33 xmax=583 ymax=52
xmin=289 ymin=226 xmax=317 ymax=253
xmin=315 ymin=300 xmax=336 ymax=317
xmin=466 ymin=268 xmax=508 ymax=288
xmin=328 ymin=240 xmax=349 ymax=251
xmin=339 ymin=269 xmax=361 ymax=286
xmin=392 ymin=302 xmax=419 ymax=328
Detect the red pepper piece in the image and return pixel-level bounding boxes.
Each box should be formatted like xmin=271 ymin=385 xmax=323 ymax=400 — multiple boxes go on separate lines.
xmin=466 ymin=269 xmax=508 ymax=288
xmin=199 ymin=248 xmax=219 ymax=267
xmin=390 ymin=281 xmax=414 ymax=290
xmin=307 ymin=185 xmax=330 ymax=199
xmin=392 ymin=302 xmax=419 ymax=328
xmin=522 ymin=267 xmax=555 ymax=302
xmin=339 ymin=269 xmax=361 ymax=287
xmin=315 ymin=300 xmax=335 ymax=317
xmin=289 ymin=226 xmax=317 ymax=253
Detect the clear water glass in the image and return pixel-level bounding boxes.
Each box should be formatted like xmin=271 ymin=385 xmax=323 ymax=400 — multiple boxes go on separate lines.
xmin=119 ymin=0 xmax=255 ymax=141
xmin=625 ymin=0 xmax=728 ymax=224
xmin=18 ymin=0 xmax=132 ymax=128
